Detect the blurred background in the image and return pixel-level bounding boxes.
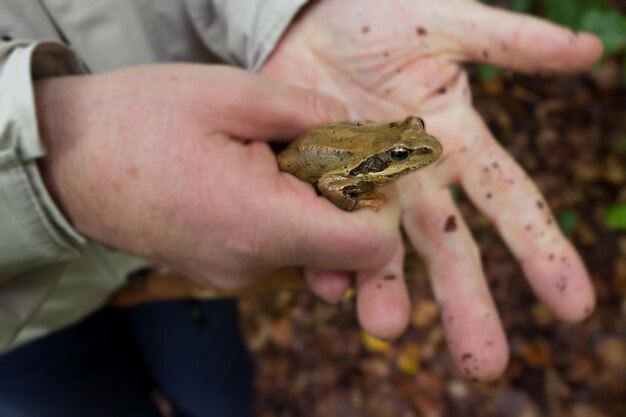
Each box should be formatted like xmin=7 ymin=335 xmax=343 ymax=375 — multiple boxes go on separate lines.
xmin=239 ymin=1 xmax=626 ymax=416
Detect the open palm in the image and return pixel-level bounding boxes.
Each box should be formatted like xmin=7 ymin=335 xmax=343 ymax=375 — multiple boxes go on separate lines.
xmin=261 ymin=0 xmax=602 ymax=380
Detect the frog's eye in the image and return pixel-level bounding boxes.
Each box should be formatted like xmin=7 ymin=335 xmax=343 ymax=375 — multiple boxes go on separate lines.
xmin=389 ymin=147 xmax=410 ymax=161
xmin=418 ymin=146 xmax=433 ymax=155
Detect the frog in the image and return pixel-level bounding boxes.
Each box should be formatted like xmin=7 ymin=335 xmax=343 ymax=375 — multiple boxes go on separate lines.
xmin=277 ymin=116 xmax=443 ymax=211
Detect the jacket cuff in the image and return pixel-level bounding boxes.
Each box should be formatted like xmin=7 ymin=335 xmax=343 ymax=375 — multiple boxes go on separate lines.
xmin=186 ymin=0 xmax=310 ymax=71
xmin=0 ymin=40 xmax=86 ymax=273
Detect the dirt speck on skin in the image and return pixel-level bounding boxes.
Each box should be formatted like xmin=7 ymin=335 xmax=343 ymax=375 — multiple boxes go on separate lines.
xmin=556 ymin=276 xmax=568 ymax=292
xmin=444 ymin=215 xmax=458 ymax=232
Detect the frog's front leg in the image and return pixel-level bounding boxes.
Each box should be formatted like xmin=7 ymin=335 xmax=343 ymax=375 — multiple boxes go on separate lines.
xmin=317 ymin=175 xmax=385 ymax=211
xmin=317 ymin=175 xmax=362 ymax=211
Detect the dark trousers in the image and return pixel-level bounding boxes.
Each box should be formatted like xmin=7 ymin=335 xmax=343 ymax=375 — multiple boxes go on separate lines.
xmin=0 ymin=299 xmax=253 ymax=417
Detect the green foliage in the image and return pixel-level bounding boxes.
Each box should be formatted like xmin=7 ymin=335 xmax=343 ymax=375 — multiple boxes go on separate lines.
xmin=538 ymin=0 xmax=626 ymax=56
xmin=580 ymin=9 xmax=626 ymax=54
xmin=509 ymin=0 xmax=536 ymax=13
xmin=557 ymin=210 xmax=580 ymax=235
xmin=479 ymin=0 xmax=626 ymax=56
xmin=605 ymin=204 xmax=626 ymax=231
xmin=542 ymin=0 xmax=609 ymax=28
xmin=478 ymin=64 xmax=502 ymax=81
xmin=543 ymin=1 xmax=626 ymax=80
xmin=449 ymin=185 xmax=461 ymax=202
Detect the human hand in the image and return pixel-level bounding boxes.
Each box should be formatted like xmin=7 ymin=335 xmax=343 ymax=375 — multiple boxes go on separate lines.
xmin=35 ymin=64 xmax=401 ymax=290
xmin=261 ymin=0 xmax=602 ymax=380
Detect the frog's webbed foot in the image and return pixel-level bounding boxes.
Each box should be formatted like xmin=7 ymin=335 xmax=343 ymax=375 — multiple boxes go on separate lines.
xmin=317 ymin=176 xmax=380 ymax=211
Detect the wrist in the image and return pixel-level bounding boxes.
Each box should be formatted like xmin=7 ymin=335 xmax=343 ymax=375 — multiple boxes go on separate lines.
xmin=34 ymin=78 xmax=70 ymax=221
xmin=34 ymin=75 xmax=95 ymax=235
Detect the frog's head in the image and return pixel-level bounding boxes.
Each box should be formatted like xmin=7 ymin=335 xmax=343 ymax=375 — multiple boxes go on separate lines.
xmin=348 ymin=116 xmax=443 ymax=183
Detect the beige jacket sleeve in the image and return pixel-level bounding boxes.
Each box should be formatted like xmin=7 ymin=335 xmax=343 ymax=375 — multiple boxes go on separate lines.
xmin=186 ymin=0 xmax=308 ymax=71
xmin=0 ymin=40 xmax=86 ymax=284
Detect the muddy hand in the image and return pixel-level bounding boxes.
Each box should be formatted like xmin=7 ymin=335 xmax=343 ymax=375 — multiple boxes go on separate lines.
xmin=261 ymin=0 xmax=601 ymax=380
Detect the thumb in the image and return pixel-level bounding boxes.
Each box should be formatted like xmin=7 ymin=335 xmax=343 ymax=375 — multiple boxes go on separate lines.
xmin=456 ymin=2 xmax=603 ymax=74
xmin=218 ymin=69 xmax=348 ymax=142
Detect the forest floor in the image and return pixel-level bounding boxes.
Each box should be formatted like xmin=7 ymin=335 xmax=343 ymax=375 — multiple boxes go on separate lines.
xmin=240 ymin=58 xmax=626 ymax=417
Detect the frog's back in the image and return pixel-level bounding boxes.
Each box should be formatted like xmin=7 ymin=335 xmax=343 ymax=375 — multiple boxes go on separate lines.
xmin=277 ymin=126 xmax=362 ymax=183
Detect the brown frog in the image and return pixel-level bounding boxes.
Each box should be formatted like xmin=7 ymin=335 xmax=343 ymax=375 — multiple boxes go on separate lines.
xmin=277 ymin=116 xmax=443 ymax=211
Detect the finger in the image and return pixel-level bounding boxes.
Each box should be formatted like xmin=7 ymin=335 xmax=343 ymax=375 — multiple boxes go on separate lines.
xmin=355 ymin=237 xmax=411 ymax=340
xmin=305 ymin=268 xmax=352 ymax=302
xmin=455 ymin=110 xmax=595 ymax=321
xmin=266 ymin=173 xmax=401 ymax=271
xmin=400 ymin=178 xmax=509 ymax=381
xmin=213 ymin=66 xmax=348 ymax=141
xmin=457 ymin=2 xmax=602 ymax=74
